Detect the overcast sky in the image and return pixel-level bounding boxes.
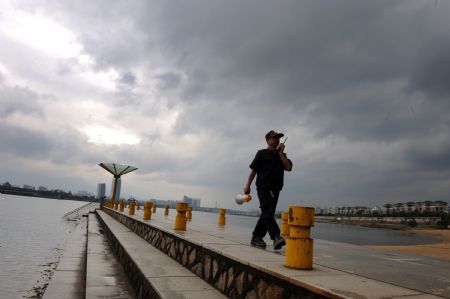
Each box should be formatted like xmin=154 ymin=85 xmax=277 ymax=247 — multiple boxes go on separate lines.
xmin=1 ymin=0 xmax=449 ymax=210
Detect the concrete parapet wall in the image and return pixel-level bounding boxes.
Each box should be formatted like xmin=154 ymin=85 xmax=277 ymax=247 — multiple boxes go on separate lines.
xmin=102 ymin=208 xmax=330 ymax=299
xmin=96 ymin=212 xmax=161 ymax=299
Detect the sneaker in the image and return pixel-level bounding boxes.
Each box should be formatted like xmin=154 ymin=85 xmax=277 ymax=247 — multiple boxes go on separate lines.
xmin=251 ymin=236 xmax=267 ymax=248
xmin=273 ymin=235 xmax=286 ymax=250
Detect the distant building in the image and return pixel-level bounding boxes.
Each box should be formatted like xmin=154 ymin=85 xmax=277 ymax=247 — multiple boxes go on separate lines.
xmin=76 ymin=190 xmax=91 ymax=197
xmin=326 ymin=206 xmax=370 ymax=215
xmin=183 ymin=195 xmax=201 ymax=208
xmin=154 ymin=199 xmax=179 ymax=208
xmin=1 ymin=182 xmax=12 ymax=188
xmin=371 ymin=206 xmax=382 ymax=214
xmin=315 ymin=207 xmax=327 ymax=215
xmin=97 ymin=183 xmax=106 ymax=199
xmin=23 ymin=184 xmax=35 ymax=190
xmin=327 ymin=206 xmax=338 ymax=215
xmin=383 ymin=201 xmax=448 ymax=214
xmin=38 ymin=186 xmax=48 ymax=191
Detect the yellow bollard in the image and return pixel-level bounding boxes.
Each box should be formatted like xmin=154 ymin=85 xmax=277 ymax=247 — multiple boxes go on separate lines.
xmin=187 ymin=206 xmax=192 ymax=221
xmin=119 ymin=200 xmax=125 ymax=212
xmin=143 ymin=202 xmax=153 ymax=220
xmin=128 ymin=201 xmax=136 ymax=216
xmin=281 ymin=211 xmax=290 ymax=237
xmin=285 ymin=206 xmax=314 ymax=270
xmin=164 ymin=205 xmax=170 ymax=216
xmin=114 ymin=201 xmax=119 ymax=210
xmin=218 ymin=208 xmax=226 ymax=226
xmin=174 ymin=202 xmax=188 ymax=230
xmin=152 ymin=203 xmax=157 ymax=213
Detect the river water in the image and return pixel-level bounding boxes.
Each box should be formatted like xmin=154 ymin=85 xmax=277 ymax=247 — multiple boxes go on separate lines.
xmin=186 ymin=209 xmax=440 ymax=246
xmin=0 ymin=194 xmax=85 ymax=298
xmin=0 ymin=194 xmax=439 ymax=298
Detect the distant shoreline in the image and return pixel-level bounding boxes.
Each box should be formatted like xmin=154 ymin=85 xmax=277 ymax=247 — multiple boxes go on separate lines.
xmin=315 ymin=216 xmax=443 ymax=231
xmin=0 ymin=190 xmax=95 ymax=202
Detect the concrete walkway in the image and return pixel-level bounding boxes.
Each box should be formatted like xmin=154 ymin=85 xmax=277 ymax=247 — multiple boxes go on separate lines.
xmin=116 ymin=207 xmax=449 ymax=298
xmin=43 ymin=216 xmax=87 ymax=299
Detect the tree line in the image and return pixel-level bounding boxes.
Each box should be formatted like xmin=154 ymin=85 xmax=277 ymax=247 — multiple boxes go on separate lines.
xmin=0 ymin=181 xmax=97 ymax=202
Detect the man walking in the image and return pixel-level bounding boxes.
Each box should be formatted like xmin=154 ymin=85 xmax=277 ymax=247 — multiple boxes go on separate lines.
xmin=243 ymin=130 xmax=293 ymax=249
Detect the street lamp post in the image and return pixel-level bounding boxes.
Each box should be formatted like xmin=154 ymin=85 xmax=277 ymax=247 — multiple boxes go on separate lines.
xmin=99 ymin=162 xmax=138 ymax=206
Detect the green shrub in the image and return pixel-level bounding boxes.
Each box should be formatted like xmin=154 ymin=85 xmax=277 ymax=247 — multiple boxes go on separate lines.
xmin=437 ymin=214 xmax=449 ymax=229
xmin=407 ymin=219 xmax=417 ymax=227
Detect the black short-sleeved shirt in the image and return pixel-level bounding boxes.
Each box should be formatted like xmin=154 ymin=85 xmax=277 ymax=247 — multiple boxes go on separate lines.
xmin=249 ymin=149 xmax=292 ymax=191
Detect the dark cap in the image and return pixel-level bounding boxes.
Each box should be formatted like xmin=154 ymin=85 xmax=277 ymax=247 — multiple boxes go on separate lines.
xmin=265 ymin=130 xmax=284 ymax=139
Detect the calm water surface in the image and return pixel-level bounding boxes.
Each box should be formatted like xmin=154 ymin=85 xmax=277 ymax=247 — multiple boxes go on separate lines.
xmin=185 ymin=210 xmax=440 ymax=246
xmin=0 ymin=194 xmax=85 ymax=298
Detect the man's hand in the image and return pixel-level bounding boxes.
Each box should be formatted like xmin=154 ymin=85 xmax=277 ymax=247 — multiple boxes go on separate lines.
xmin=244 ymin=169 xmax=256 ymax=194
xmin=278 ymin=144 xmax=292 ymax=171
xmin=243 ymin=184 xmax=251 ymax=195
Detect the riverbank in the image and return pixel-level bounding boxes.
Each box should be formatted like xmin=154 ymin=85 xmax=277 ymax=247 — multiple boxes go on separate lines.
xmin=370 ymin=229 xmax=450 ymax=261
xmin=359 ymin=222 xmax=440 ymax=230
xmin=0 ymin=189 xmax=95 ymax=202
xmin=316 ymin=215 xmax=444 ymax=230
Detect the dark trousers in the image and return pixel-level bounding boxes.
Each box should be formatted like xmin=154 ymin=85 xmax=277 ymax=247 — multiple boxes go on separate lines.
xmin=252 ymin=189 xmax=281 ymax=240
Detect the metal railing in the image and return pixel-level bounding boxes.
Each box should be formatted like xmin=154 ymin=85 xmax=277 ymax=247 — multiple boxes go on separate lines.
xmin=63 ymin=202 xmax=99 ymax=220
xmin=127 ymin=198 xmax=144 ymax=210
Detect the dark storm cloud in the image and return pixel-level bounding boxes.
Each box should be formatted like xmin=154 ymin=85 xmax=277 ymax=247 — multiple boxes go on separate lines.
xmin=283 ymin=159 xmax=447 ymax=207
xmin=7 ymin=0 xmax=450 ymax=206
xmin=0 ymin=84 xmax=43 ymax=117
xmin=0 ymin=124 xmax=51 ymax=158
xmin=304 ymin=85 xmax=448 ymax=142
xmin=0 ymin=121 xmax=84 ymax=163
xmin=120 ymin=71 xmax=136 ymax=86
xmin=112 ymin=71 xmax=139 ymax=105
xmin=29 ymin=1 xmax=410 ymax=99
xmin=154 ymin=72 xmax=182 ymax=91
xmin=405 ymin=139 xmax=450 ymax=173
xmin=126 ymin=0 xmax=450 ymax=146
xmin=135 ymin=1 xmax=412 ymax=96
xmin=19 ymin=0 xmax=450 ymax=105
xmin=407 ymin=38 xmax=450 ymax=100
xmin=55 ymin=58 xmax=79 ymax=76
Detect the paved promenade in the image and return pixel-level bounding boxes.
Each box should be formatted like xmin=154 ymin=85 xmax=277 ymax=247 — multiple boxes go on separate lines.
xmin=114 ymin=207 xmax=449 ymax=298
xmin=43 ymin=216 xmax=87 ymax=299
xmin=314 ymin=239 xmax=450 ymax=297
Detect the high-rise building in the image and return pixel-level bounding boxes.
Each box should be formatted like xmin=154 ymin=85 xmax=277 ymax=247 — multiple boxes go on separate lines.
xmin=97 ymin=183 xmax=106 ymax=199
xmin=183 ymin=195 xmax=201 ymax=208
